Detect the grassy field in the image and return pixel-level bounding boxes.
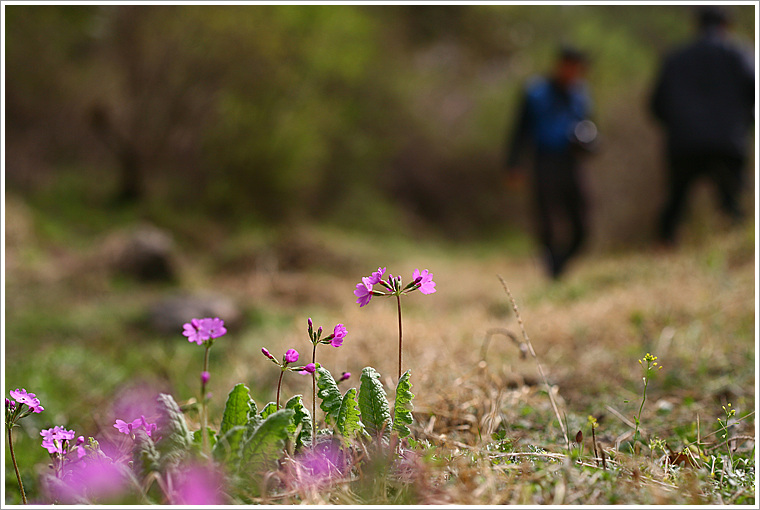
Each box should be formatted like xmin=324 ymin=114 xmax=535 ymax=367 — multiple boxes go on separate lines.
xmin=4 ymin=189 xmax=756 ymax=505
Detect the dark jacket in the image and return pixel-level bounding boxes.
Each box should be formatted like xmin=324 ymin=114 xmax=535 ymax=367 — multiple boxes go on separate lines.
xmin=650 ymin=29 xmax=755 ymax=158
xmin=507 ymin=77 xmax=591 ymax=170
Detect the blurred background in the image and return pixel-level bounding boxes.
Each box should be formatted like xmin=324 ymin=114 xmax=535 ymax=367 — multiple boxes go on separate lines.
xmin=5 ymin=4 xmax=753 ymax=244
xmin=3 ymin=4 xmax=756 ymax=504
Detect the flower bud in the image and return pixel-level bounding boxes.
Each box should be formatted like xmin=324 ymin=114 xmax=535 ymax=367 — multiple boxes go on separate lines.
xmin=261 ymin=347 xmax=275 ymax=360
xmin=339 ymin=372 xmax=351 ymax=382
xmin=201 ymin=371 xmax=210 ymax=385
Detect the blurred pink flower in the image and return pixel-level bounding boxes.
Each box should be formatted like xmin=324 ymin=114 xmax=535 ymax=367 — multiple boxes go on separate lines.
xmin=182 ymin=318 xmax=210 ymax=345
xmin=114 ymin=415 xmax=157 ymax=437
xmin=50 ymin=457 xmax=128 ymax=504
xmin=40 ymin=426 xmax=76 ymax=454
xmin=330 ymin=324 xmax=347 ymax=347
xmin=354 ymin=277 xmax=373 ymax=307
xmin=412 ymin=268 xmax=436 ymax=295
xmin=173 ymin=464 xmax=224 ymax=505
xmin=202 ymin=317 xmax=227 ymax=339
xmin=200 ymin=371 xmax=210 ymax=385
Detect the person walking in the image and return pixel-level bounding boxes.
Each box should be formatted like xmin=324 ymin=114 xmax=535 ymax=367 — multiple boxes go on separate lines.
xmin=505 ymin=45 xmax=596 ymax=279
xmin=651 ymin=6 xmax=755 ymax=246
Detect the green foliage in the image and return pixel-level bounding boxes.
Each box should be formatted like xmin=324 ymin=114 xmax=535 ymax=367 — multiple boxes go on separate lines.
xmin=260 ymin=402 xmax=278 ymax=419
xmin=238 ymin=409 xmax=295 ymax=473
xmin=358 ymin=366 xmax=392 ymax=443
xmin=336 ymin=387 xmax=365 ymax=443
xmin=192 ymin=428 xmax=217 ymax=451
xmin=132 ymin=430 xmax=160 ymax=478
xmin=154 ymin=393 xmax=193 ymax=468
xmin=316 ymin=365 xmax=343 ymax=426
xmin=392 ymin=370 xmax=414 ymax=439
xmin=285 ymin=394 xmax=312 ymax=450
xmin=213 ymin=383 xmax=255 ymax=462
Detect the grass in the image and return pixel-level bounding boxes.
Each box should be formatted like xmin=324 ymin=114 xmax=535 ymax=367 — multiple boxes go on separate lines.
xmin=3 ymin=187 xmax=756 ymax=505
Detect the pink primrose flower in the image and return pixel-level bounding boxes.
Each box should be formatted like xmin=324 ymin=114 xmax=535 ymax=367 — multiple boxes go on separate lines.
xmin=330 ymin=324 xmax=347 ymax=347
xmin=368 ymin=267 xmax=386 ymax=285
xmin=412 ymin=268 xmax=436 ymax=294
xmin=284 ymin=349 xmax=299 ymax=364
xmin=202 ymin=317 xmax=227 ymax=339
xmin=354 ymin=277 xmax=373 ymax=307
xmin=9 ymin=388 xmax=44 ymax=413
xmin=182 ymin=318 xmax=210 ymax=345
xmin=40 ymin=426 xmax=76 ymax=454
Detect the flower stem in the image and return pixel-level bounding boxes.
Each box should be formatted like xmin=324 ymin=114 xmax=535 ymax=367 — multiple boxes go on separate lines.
xmin=201 ymin=345 xmax=210 ymax=457
xmin=312 ymin=343 xmax=317 ymax=447
xmin=8 ymin=427 xmax=28 ymax=504
xmin=276 ymin=370 xmax=285 ymax=409
xmin=396 ymin=294 xmax=403 ymax=381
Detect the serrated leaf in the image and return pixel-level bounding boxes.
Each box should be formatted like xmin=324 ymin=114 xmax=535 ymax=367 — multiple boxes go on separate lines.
xmin=238 ymin=409 xmax=294 ymax=473
xmin=213 ymin=384 xmax=255 ymax=462
xmin=132 ymin=429 xmax=160 ymax=478
xmin=316 ymin=366 xmax=342 ymax=426
xmin=154 ymin=393 xmax=192 ymax=468
xmin=260 ymin=402 xmax=278 ymax=419
xmin=285 ymin=394 xmax=312 ymax=450
xmin=393 ymin=370 xmax=414 ymax=439
xmin=358 ymin=367 xmax=391 ymax=443
xmin=336 ymin=387 xmax=365 ymax=443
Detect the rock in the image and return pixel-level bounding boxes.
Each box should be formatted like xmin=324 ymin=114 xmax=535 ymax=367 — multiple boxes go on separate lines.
xmin=109 ymin=225 xmax=177 ymax=282
xmin=149 ymin=293 xmax=242 ymax=335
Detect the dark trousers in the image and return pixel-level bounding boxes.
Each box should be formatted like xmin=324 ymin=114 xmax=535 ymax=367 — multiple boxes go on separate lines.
xmin=658 ymin=152 xmax=746 ymax=244
xmin=532 ymin=152 xmax=587 ymax=279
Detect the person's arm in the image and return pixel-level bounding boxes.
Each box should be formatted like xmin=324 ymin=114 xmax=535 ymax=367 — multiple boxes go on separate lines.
xmin=505 ymin=89 xmax=532 ymax=172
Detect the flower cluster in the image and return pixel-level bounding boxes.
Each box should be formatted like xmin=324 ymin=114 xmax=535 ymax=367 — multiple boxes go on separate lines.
xmin=114 ymin=415 xmax=158 ymax=437
xmin=8 ymin=388 xmax=44 ymax=414
xmin=307 ymin=318 xmax=348 ymax=348
xmin=182 ymin=317 xmax=227 ymax=346
xmin=354 ymin=267 xmax=436 ymax=307
xmin=639 ymin=352 xmax=663 ymax=373
xmin=40 ymin=426 xmax=86 ymax=460
xmin=261 ymin=347 xmax=315 ymax=374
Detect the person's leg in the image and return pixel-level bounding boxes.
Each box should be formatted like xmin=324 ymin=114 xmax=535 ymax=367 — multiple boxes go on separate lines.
xmin=551 ymin=159 xmax=587 ymax=277
xmin=658 ymin=153 xmax=697 ymax=245
xmin=533 ymin=157 xmax=560 ymax=278
xmin=708 ymin=154 xmax=746 ymax=224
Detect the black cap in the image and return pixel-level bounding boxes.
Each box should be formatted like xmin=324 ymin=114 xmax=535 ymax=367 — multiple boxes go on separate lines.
xmin=697 ymin=6 xmax=731 ymax=30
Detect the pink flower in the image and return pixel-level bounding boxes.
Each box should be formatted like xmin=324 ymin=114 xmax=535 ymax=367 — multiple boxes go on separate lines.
xmin=113 ymin=418 xmax=142 ymax=435
xmin=202 ymin=317 xmax=227 ymax=339
xmin=40 ymin=426 xmax=76 ymax=454
xmin=412 ymin=268 xmax=436 ymax=295
xmin=201 ymin=371 xmax=210 ymax=385
xmin=261 ymin=347 xmax=276 ymax=360
xmin=368 ymin=267 xmax=386 ymax=285
xmin=354 ymin=277 xmax=373 ymax=307
xmin=284 ymin=349 xmax=299 ymax=364
xmin=339 ymin=371 xmax=351 ymax=382
xmin=182 ymin=318 xmax=210 ymax=345
xmin=298 ymin=363 xmax=316 ymax=375
xmin=140 ymin=416 xmax=158 ymax=437
xmin=173 ymin=464 xmax=224 ymax=505
xmin=9 ymin=388 xmax=44 ymax=413
xmin=330 ymin=324 xmax=347 ymax=347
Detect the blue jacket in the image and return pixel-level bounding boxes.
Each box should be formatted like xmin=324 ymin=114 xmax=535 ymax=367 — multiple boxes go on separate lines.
xmin=507 ymin=77 xmax=591 ymax=168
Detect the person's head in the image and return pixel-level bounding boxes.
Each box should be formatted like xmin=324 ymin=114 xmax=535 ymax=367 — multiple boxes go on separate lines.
xmin=696 ymin=6 xmax=731 ymax=33
xmin=554 ymin=45 xmax=589 ymax=88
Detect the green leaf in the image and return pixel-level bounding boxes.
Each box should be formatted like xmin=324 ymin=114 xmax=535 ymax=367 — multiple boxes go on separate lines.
xmin=239 ymin=409 xmax=294 ymax=473
xmin=336 ymin=387 xmax=365 ymax=443
xmin=316 ymin=366 xmax=342 ymax=426
xmin=260 ymin=402 xmax=278 ymax=419
xmin=154 ymin=393 xmax=193 ymax=468
xmin=213 ymin=384 xmax=255 ymax=462
xmin=285 ymin=394 xmax=312 ymax=450
xmin=193 ymin=427 xmax=218 ymax=451
xmin=358 ymin=367 xmax=391 ymax=443
xmin=132 ymin=429 xmax=160 ymax=478
xmin=393 ymin=370 xmax=414 ymax=439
